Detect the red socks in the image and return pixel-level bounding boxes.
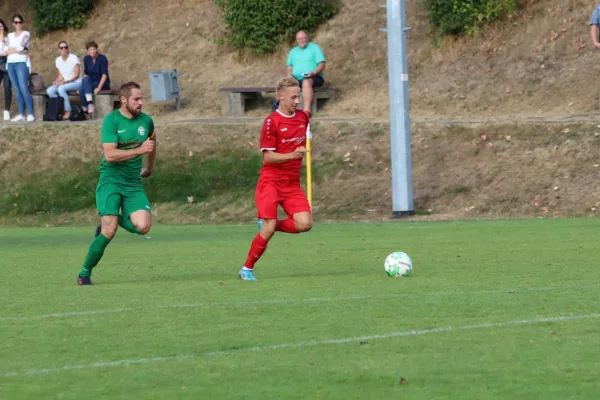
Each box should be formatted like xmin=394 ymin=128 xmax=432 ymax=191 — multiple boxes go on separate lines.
xmin=244 ymin=233 xmax=269 ymax=269
xmin=276 ymin=218 xmax=299 ymax=234
xmin=244 ymin=219 xmax=299 ymax=269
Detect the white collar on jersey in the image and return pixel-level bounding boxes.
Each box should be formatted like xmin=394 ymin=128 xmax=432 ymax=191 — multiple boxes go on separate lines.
xmin=276 ymin=109 xmax=296 ymax=118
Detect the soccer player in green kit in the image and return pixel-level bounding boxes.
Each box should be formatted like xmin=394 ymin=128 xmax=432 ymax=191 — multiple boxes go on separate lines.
xmin=77 ymin=82 xmax=157 ymax=285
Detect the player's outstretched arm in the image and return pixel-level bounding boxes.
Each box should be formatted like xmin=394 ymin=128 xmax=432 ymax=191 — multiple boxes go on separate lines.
xmin=103 ymin=140 xmax=154 ymax=163
xmin=263 ymin=146 xmax=308 ymax=164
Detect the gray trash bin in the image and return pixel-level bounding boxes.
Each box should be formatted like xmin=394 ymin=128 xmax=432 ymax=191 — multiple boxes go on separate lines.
xmin=148 ymin=69 xmax=183 ymax=110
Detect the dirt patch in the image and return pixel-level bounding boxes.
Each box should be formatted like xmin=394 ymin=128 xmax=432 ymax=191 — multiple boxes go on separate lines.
xmin=2 ymin=121 xmax=600 ymax=226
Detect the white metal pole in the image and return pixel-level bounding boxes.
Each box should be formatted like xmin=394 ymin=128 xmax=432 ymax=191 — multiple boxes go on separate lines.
xmin=385 ymin=0 xmax=414 ymax=217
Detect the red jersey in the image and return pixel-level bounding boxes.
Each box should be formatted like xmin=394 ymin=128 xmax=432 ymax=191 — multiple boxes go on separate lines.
xmin=259 ymin=110 xmax=309 ymax=180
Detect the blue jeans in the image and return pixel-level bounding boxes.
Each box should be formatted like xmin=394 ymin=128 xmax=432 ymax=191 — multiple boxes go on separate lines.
xmin=7 ymin=62 xmax=33 ymax=116
xmin=47 ymin=80 xmax=83 ymax=112
xmin=81 ymin=77 xmax=92 ymax=107
xmin=80 ymin=77 xmax=109 ymax=108
xmin=80 ymin=76 xmax=96 ymax=107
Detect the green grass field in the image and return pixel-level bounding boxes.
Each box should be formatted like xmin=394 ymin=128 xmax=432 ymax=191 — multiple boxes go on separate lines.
xmin=1 ymin=219 xmax=599 ymax=399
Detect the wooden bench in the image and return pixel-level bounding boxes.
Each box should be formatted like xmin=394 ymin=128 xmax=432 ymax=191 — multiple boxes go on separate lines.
xmin=31 ymin=88 xmax=120 ymax=121
xmin=218 ymin=86 xmax=335 ymax=116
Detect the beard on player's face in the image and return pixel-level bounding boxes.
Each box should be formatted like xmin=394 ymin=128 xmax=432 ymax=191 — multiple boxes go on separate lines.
xmin=126 ymin=101 xmax=142 ymax=116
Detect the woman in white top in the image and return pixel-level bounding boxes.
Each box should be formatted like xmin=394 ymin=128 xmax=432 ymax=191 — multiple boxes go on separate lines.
xmin=0 ymin=18 xmax=13 ymax=121
xmin=46 ymin=40 xmax=82 ymax=120
xmin=5 ymin=14 xmax=34 ymax=122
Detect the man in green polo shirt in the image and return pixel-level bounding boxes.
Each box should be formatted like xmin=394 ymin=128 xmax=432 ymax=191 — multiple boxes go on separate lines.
xmin=77 ymin=81 xmax=157 ymax=285
xmin=285 ymin=30 xmax=327 ymax=117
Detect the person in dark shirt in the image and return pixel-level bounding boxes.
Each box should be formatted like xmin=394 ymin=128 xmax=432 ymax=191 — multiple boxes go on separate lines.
xmin=80 ymin=40 xmax=110 ymax=116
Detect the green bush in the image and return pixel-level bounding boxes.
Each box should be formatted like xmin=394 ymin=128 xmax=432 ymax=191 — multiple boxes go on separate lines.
xmin=423 ymin=0 xmax=518 ymax=36
xmin=214 ymin=0 xmax=341 ymax=55
xmin=26 ymin=0 xmax=94 ymax=36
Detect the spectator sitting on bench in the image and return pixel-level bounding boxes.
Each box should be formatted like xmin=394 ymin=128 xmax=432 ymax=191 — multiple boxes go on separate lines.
xmin=47 ymin=41 xmax=82 ymax=120
xmin=80 ymin=40 xmax=110 ymax=117
xmin=285 ymin=30 xmax=326 ymax=117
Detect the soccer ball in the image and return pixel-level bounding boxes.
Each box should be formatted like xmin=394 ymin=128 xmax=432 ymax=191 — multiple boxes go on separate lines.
xmin=384 ymin=252 xmax=413 ymax=277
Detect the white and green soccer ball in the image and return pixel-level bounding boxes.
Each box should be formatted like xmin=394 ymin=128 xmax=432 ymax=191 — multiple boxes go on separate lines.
xmin=384 ymin=251 xmax=413 ymax=277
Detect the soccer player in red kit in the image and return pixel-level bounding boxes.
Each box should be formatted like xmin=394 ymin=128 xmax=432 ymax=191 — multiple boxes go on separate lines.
xmin=239 ymin=77 xmax=313 ymax=280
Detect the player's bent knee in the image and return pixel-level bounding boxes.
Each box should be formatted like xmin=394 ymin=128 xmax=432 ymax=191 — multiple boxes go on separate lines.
xmin=130 ymin=210 xmax=151 ymax=234
xmin=134 ymin=221 xmax=151 ymax=235
xmin=296 ymin=220 xmax=312 ymax=232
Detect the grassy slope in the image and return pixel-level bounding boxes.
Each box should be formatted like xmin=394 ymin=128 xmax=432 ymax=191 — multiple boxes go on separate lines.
xmin=2 ymin=0 xmax=599 ymax=120
xmin=2 ymin=122 xmax=600 ymax=226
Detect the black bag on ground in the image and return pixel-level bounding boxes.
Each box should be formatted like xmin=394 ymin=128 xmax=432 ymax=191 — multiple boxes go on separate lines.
xmin=69 ymin=104 xmax=87 ymax=121
xmin=43 ymin=97 xmax=64 ymax=121
xmin=0 ymin=56 xmax=7 ymax=73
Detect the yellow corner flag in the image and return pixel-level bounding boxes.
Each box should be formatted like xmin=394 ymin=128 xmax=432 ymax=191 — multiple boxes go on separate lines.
xmin=306 ymin=123 xmax=313 ymax=208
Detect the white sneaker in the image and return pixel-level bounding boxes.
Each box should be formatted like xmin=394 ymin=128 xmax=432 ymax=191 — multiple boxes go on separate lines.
xmin=3 ymin=110 xmax=9 ymax=121
xmin=10 ymin=114 xmax=25 ymax=122
xmin=26 ymin=114 xmax=35 ymax=122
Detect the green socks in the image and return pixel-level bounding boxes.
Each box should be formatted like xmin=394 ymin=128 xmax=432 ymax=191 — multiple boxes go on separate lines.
xmin=79 ymin=234 xmax=111 ymax=277
xmin=79 ymin=216 xmax=141 ymax=278
xmin=119 ymin=214 xmax=140 ymax=234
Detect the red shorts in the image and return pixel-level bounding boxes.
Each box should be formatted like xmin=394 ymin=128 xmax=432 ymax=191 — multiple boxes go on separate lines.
xmin=255 ymin=177 xmax=311 ymax=219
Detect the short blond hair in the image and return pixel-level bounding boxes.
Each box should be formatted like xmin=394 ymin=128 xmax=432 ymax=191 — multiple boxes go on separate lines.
xmin=277 ymin=77 xmax=299 ymax=93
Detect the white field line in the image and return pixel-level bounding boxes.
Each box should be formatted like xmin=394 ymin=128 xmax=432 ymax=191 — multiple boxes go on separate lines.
xmin=2 ymin=313 xmax=599 ymax=378
xmin=1 ymin=283 xmax=597 ymax=322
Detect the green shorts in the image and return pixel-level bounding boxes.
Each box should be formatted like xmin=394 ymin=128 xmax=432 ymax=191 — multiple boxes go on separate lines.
xmin=96 ymin=183 xmax=151 ymax=217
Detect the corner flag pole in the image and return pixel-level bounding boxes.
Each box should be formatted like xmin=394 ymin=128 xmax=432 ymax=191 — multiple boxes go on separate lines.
xmin=306 ymin=123 xmax=313 ymax=208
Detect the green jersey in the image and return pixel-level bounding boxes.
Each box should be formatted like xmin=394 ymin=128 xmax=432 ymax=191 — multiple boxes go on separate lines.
xmin=98 ymin=110 xmax=155 ymax=187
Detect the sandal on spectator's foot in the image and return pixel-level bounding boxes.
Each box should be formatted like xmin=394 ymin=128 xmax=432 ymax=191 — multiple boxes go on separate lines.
xmin=62 ymin=112 xmax=71 ymax=121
